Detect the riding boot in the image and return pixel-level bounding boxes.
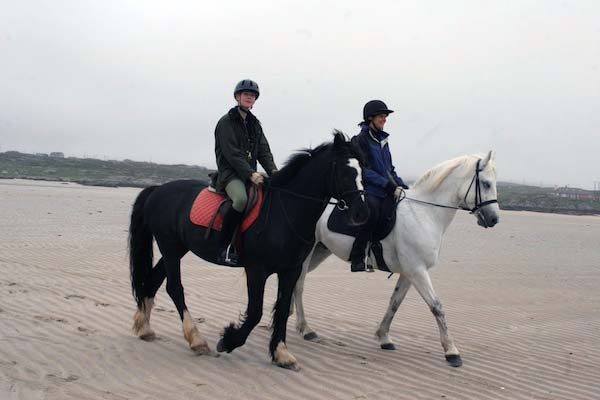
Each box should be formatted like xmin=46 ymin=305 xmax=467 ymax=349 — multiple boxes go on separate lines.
xmin=370 ymin=241 xmax=390 ymax=272
xmin=217 ymin=208 xmax=244 ymax=266
xmin=349 ymin=231 xmax=369 ymax=272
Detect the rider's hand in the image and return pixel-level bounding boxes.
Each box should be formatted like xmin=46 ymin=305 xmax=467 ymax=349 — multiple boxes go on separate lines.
xmin=393 ymin=186 xmax=405 ymax=200
xmin=250 ymin=172 xmax=264 ymax=185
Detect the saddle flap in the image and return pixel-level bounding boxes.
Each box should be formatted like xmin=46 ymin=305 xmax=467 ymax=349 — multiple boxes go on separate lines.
xmin=327 ymin=197 xmax=396 ymax=241
xmin=190 ymin=186 xmax=263 ymax=233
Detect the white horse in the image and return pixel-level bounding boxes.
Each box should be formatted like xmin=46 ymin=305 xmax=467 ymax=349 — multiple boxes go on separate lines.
xmin=292 ymin=151 xmax=499 ymax=367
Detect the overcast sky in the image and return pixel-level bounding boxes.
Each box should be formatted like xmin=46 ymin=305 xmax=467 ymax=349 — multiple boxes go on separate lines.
xmin=1 ymin=1 xmax=599 ymax=188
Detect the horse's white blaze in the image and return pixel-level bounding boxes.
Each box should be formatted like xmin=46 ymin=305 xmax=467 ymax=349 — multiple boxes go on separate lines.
xmin=347 ymin=158 xmax=365 ymax=201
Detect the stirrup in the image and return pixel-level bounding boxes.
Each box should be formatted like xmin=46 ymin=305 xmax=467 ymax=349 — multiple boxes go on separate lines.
xmin=219 ymin=244 xmax=239 ymax=266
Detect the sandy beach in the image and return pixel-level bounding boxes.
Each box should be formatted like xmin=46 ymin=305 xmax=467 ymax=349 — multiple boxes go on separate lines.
xmin=1 ymin=179 xmax=599 ymax=400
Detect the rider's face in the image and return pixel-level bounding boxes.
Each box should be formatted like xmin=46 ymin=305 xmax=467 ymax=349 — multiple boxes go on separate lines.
xmin=370 ymin=113 xmax=387 ymax=131
xmin=236 ymin=91 xmax=257 ymax=109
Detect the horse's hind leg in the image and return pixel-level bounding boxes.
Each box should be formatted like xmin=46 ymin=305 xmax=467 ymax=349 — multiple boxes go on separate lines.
xmin=271 ymin=267 xmax=303 ymax=371
xmin=217 ymin=267 xmax=267 ymax=353
xmin=160 ymin=243 xmax=214 ymax=355
xmin=132 ymin=258 xmax=166 ymax=341
xmin=409 ymin=267 xmax=462 ymax=367
xmin=294 ymin=242 xmax=331 ymax=341
xmin=375 ymin=274 xmax=411 ymax=350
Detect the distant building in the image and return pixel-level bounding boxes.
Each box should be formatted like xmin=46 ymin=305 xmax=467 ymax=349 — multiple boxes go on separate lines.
xmin=553 ymin=186 xmax=600 ymax=201
xmin=50 ymin=152 xmax=64 ymax=158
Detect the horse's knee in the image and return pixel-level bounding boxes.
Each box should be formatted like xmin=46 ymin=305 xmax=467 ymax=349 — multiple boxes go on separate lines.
xmin=245 ymin=310 xmax=263 ymax=328
xmin=430 ymin=300 xmax=444 ymax=317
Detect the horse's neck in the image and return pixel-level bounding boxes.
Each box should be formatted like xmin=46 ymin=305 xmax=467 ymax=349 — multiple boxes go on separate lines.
xmin=408 ymin=177 xmax=462 ymax=232
xmin=274 ymin=162 xmax=330 ymax=225
xmin=283 ymin=169 xmax=327 ymax=200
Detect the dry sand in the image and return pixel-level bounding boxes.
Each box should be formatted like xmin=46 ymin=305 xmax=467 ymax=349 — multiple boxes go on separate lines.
xmin=1 ymin=179 xmax=599 ymax=400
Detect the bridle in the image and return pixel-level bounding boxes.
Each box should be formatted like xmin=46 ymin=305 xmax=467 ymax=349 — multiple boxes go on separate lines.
xmin=460 ymin=159 xmax=498 ymax=213
xmin=267 ymin=158 xmax=365 ymax=211
xmin=258 ymin=157 xmax=365 ymax=244
xmin=400 ymin=159 xmax=498 ymax=214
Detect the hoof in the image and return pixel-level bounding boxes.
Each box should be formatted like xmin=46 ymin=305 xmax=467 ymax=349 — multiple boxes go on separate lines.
xmin=273 ymin=360 xmax=301 ymax=372
xmin=191 ymin=343 xmax=218 ymax=357
xmin=445 ymin=354 xmax=463 ymax=367
xmin=303 ymin=332 xmax=319 ymax=341
xmin=138 ymin=331 xmax=156 ymax=341
xmin=380 ymin=342 xmax=396 ymax=350
xmin=216 ymin=338 xmax=226 ymax=353
xmin=366 ymin=265 xmax=375 ymax=273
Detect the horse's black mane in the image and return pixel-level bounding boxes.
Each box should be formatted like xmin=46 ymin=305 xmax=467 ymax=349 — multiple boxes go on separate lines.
xmin=269 ymin=131 xmax=363 ymax=187
xmin=270 ymin=142 xmax=331 ymax=187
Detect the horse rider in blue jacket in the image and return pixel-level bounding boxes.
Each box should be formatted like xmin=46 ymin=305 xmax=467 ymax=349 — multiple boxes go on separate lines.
xmin=349 ymin=100 xmax=408 ymax=272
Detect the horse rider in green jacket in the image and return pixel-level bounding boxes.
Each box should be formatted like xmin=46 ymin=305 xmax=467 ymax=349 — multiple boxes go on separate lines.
xmin=213 ymin=79 xmax=278 ymax=266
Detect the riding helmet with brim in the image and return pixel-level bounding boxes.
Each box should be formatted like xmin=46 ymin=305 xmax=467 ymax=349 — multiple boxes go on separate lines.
xmin=363 ymin=100 xmax=394 ymax=120
xmin=234 ymin=79 xmax=260 ymax=99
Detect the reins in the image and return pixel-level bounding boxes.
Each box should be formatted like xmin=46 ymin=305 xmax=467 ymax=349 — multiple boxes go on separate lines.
xmin=399 ymin=159 xmax=498 ymax=214
xmin=256 ymin=158 xmax=364 ymax=243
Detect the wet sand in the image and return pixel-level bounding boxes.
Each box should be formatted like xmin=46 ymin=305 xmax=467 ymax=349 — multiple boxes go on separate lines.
xmin=1 ymin=179 xmax=599 ymax=399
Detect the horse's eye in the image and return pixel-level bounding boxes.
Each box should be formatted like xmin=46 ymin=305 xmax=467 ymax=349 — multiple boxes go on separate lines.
xmin=482 ymin=181 xmax=491 ymax=190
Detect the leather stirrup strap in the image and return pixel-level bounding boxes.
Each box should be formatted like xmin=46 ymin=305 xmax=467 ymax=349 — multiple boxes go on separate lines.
xmin=204 ymin=199 xmax=230 ymax=240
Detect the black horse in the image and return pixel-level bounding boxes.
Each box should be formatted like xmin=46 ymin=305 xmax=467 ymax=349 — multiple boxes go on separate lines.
xmin=129 ymin=132 xmax=369 ymax=371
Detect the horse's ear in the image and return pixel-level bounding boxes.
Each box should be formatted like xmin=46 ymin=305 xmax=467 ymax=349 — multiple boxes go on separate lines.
xmin=480 ymin=150 xmax=494 ymax=169
xmin=333 ymin=130 xmax=347 ymax=147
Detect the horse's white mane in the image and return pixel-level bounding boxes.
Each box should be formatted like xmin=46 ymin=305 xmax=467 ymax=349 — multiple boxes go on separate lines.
xmin=413 ymin=154 xmax=494 ymax=193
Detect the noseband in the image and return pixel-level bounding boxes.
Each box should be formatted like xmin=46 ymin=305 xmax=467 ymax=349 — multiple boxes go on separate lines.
xmin=459 ymin=159 xmax=498 ymax=214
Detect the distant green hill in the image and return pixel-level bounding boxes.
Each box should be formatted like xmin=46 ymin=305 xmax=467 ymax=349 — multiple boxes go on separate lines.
xmin=1 ymin=151 xmax=599 ymax=215
xmin=0 ymin=151 xmax=213 ymax=188
xmin=497 ymin=182 xmax=600 ymax=215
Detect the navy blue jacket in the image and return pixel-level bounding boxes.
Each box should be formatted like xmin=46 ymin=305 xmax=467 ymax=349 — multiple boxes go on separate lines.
xmin=351 ymin=123 xmax=408 ymax=198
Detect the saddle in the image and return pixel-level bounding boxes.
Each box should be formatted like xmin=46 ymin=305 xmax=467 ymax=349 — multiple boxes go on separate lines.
xmin=327 ymin=198 xmax=396 ymax=241
xmin=189 ymin=185 xmax=263 ymax=237
xmin=327 ymin=197 xmax=397 ymax=272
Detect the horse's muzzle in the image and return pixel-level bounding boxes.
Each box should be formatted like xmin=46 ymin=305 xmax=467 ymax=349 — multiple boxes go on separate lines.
xmin=476 ymin=208 xmax=499 ymax=228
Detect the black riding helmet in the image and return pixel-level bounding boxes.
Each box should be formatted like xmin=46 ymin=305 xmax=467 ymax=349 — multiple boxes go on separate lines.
xmin=234 ymin=79 xmax=260 ymax=99
xmin=363 ymin=100 xmax=394 ymax=121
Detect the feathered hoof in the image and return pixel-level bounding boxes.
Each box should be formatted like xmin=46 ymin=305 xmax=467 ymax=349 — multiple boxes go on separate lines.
xmin=191 ymin=342 xmax=219 ymax=357
xmin=303 ymin=332 xmax=319 ymax=341
xmin=445 ymin=354 xmax=463 ymax=367
xmin=272 ymin=359 xmax=302 ymax=372
xmin=380 ymin=342 xmax=396 ymax=350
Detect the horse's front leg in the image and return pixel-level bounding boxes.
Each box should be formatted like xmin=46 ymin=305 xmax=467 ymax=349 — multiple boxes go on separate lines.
xmin=217 ymin=268 xmax=267 ymax=353
xmin=271 ymin=267 xmax=303 ymax=371
xmin=409 ymin=267 xmax=462 ymax=367
xmin=375 ymin=274 xmax=412 ymax=350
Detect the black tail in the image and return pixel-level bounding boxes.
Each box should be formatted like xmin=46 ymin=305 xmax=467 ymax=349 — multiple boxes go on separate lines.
xmin=129 ymin=185 xmax=158 ymax=308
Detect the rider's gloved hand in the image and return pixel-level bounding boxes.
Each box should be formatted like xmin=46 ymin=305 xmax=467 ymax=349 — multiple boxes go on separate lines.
xmin=250 ymin=172 xmax=264 ymax=185
xmin=394 ymin=186 xmax=405 ymax=200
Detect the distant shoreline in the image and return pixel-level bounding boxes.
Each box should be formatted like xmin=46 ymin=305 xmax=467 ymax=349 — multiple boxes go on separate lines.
xmin=3 ymin=177 xmax=599 ymax=217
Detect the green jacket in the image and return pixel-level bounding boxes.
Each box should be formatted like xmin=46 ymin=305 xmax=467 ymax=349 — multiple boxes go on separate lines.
xmin=213 ymin=107 xmax=277 ymax=192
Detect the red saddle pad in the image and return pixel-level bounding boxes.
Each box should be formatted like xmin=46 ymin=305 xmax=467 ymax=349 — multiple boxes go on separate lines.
xmin=189 ymin=187 xmax=263 ymax=232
